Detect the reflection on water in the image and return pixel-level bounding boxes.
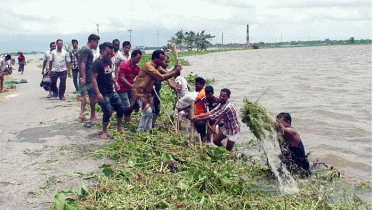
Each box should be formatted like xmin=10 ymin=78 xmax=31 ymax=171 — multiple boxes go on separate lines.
xmin=183 ymin=45 xmax=372 ymax=182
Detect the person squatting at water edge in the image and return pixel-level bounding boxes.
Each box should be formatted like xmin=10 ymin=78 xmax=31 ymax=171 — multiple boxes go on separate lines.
xmin=177 ymin=77 xmax=206 ymax=140
xmin=152 ymin=55 xmax=177 ymax=128
xmin=0 ymin=55 xmax=12 ymax=92
xmin=78 ymin=34 xmax=101 ymax=121
xmin=276 ymin=112 xmax=310 ymax=176
xmin=190 ymin=88 xmax=240 ymax=151
xmin=117 ymin=49 xmax=142 ymax=123
xmin=42 ymin=42 xmax=57 ymax=98
xmin=48 ymin=39 xmax=71 ymax=100
xmin=92 ymin=42 xmax=126 ymax=139
xmin=131 ymin=50 xmax=182 ymax=132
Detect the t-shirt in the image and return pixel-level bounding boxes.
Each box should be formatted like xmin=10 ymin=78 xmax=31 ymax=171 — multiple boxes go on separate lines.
xmin=178 ymin=92 xmax=198 ymax=107
xmin=43 ymin=51 xmax=53 ymax=71
xmin=195 ymin=88 xmax=206 ymax=116
xmin=78 ymin=46 xmax=94 ymax=84
xmin=50 ymin=49 xmax=71 ymax=72
xmin=92 ymin=58 xmax=114 ymax=96
xmin=0 ymin=58 xmax=7 ymax=71
xmin=118 ymin=60 xmax=140 ymax=93
xmin=201 ymin=96 xmax=220 ymax=113
xmin=175 ymin=76 xmax=188 ymax=98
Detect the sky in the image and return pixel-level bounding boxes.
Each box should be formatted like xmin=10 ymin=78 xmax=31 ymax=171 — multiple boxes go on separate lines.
xmin=0 ymin=0 xmax=371 ymax=53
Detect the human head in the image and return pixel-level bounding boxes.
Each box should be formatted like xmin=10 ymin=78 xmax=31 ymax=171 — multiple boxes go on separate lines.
xmin=19 ymin=52 xmax=23 ymax=56
xmin=130 ymin=49 xmax=142 ymax=64
xmin=122 ymin=41 xmax=131 ymax=54
xmin=162 ymin=55 xmax=170 ymax=69
xmin=50 ymin=42 xmax=56 ymax=51
xmin=112 ymin=39 xmax=120 ymax=52
xmin=99 ymin=42 xmax=114 ymax=61
xmin=72 ymin=39 xmax=78 ymax=48
xmin=276 ymin=112 xmax=292 ymax=127
xmin=152 ymin=50 xmax=166 ymax=67
xmin=205 ymin=86 xmax=214 ymax=99
xmin=194 ymin=77 xmax=205 ymax=92
xmin=5 ymin=55 xmax=11 ymax=61
xmin=219 ymin=88 xmax=230 ymax=104
xmin=88 ymin=34 xmax=100 ymax=50
xmin=56 ymin=39 xmax=63 ymax=51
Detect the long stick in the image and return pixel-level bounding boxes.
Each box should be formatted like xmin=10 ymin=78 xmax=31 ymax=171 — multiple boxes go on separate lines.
xmin=190 ymin=99 xmax=195 ymax=141
xmin=171 ymin=43 xmax=180 ymax=65
xmin=175 ymin=92 xmax=179 ymax=132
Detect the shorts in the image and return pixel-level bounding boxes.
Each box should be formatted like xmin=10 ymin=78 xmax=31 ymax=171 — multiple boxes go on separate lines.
xmin=222 ymin=129 xmax=240 ymax=142
xmin=118 ymin=91 xmax=132 ymax=116
xmin=78 ymin=83 xmax=96 ymax=98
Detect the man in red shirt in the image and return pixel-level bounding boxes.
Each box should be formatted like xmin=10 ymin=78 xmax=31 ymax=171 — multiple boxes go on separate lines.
xmin=117 ymin=50 xmax=142 ymax=123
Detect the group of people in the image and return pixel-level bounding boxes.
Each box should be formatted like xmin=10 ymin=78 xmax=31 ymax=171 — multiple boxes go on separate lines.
xmin=39 ymin=33 xmax=309 ymax=172
xmin=0 ymin=53 xmax=26 ymax=92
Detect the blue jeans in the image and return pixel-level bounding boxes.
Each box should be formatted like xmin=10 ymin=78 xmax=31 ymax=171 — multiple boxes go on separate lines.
xmin=98 ymin=92 xmax=125 ymax=123
xmin=136 ymin=98 xmax=153 ymax=131
xmin=118 ymin=91 xmax=132 ymax=117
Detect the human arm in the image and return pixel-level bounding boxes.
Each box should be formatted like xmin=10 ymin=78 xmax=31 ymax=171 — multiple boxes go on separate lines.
xmin=190 ymin=112 xmax=211 ymax=123
xmin=119 ymin=74 xmax=133 ymax=89
xmin=42 ymin=60 xmax=47 ymax=74
xmin=282 ymin=127 xmax=301 ymax=147
xmin=91 ymin=72 xmax=103 ymax=103
xmin=112 ymin=75 xmax=120 ymax=91
xmin=48 ymin=53 xmax=54 ymax=76
xmin=67 ymin=62 xmax=71 ymax=75
xmin=144 ymin=62 xmax=182 ymax=82
xmin=167 ymin=78 xmax=177 ymax=91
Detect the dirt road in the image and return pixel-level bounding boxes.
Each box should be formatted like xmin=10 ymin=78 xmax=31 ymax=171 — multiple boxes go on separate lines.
xmin=0 ymin=60 xmax=112 ymax=209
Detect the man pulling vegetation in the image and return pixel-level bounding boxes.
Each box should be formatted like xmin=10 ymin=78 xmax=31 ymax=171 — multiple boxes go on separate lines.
xmin=191 ymin=88 xmax=240 ymax=151
xmin=276 ymin=112 xmax=310 ymax=174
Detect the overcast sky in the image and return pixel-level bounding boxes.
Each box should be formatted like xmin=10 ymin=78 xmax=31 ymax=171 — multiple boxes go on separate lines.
xmin=0 ymin=0 xmax=371 ymax=53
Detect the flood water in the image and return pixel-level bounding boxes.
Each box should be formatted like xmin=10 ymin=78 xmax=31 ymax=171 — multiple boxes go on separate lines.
xmin=182 ymin=45 xmax=372 ymax=182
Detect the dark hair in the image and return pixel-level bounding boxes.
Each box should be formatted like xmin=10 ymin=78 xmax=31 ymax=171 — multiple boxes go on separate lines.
xmin=72 ymin=39 xmax=78 ymax=44
xmin=195 ymin=77 xmax=205 ymax=85
xmin=122 ymin=41 xmax=131 ymax=47
xmin=276 ymin=112 xmax=292 ymax=125
xmin=131 ymin=49 xmax=142 ymax=57
xmin=99 ymin=42 xmax=114 ymax=52
xmin=205 ymin=86 xmax=214 ymax=94
xmin=221 ymin=88 xmax=231 ymax=97
xmin=5 ymin=55 xmax=11 ymax=59
xmin=112 ymin=39 xmax=120 ymax=44
xmin=50 ymin=42 xmax=55 ymax=48
xmin=56 ymin=39 xmax=63 ymax=43
xmin=152 ymin=50 xmax=165 ymax=60
xmin=88 ymin=34 xmax=100 ymax=42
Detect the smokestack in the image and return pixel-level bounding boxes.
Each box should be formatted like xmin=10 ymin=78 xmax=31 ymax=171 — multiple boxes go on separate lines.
xmin=246 ymin=24 xmax=250 ymax=48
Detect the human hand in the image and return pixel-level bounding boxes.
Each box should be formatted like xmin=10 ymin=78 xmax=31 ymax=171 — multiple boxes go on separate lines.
xmin=80 ymin=77 xmax=86 ymax=86
xmin=97 ymin=94 xmax=104 ymax=103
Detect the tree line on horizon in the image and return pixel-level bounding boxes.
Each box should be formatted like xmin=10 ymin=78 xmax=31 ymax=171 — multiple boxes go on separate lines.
xmin=167 ymin=30 xmax=215 ymax=51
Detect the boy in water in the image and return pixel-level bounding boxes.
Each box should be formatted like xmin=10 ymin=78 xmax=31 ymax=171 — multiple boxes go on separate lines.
xmin=276 ymin=112 xmax=310 ymax=174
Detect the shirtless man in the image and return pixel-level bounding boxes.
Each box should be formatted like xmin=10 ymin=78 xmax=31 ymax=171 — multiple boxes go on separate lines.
xmin=276 ymin=112 xmax=310 ymax=173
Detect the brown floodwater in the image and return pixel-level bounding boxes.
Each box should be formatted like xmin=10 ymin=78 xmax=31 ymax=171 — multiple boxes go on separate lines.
xmin=182 ymin=45 xmax=372 ymax=182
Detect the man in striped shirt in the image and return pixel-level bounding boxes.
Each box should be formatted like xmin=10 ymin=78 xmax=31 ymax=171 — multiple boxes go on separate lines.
xmin=191 ymin=88 xmax=240 ymax=151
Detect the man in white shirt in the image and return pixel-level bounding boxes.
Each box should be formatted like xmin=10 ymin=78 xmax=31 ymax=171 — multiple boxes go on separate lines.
xmin=114 ymin=41 xmax=131 ymax=79
xmin=42 ymin=42 xmax=56 ymax=98
xmin=49 ymin=39 xmax=71 ymax=100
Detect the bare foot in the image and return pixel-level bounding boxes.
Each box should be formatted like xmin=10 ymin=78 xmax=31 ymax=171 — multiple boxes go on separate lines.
xmin=47 ymin=93 xmax=53 ymax=98
xmin=79 ymin=115 xmax=89 ymax=121
xmin=91 ymin=114 xmax=102 ymax=120
xmin=100 ymin=132 xmax=108 ymax=139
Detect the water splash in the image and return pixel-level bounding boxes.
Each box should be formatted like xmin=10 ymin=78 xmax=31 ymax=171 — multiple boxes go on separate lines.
xmin=262 ymin=132 xmax=299 ymax=194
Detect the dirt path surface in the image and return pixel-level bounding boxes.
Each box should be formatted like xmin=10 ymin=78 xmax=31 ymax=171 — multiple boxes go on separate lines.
xmin=0 ymin=60 xmax=112 ymax=209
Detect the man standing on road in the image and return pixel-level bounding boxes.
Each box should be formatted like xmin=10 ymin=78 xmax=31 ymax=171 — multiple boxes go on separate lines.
xmin=132 ymin=50 xmax=182 ymax=131
xmin=42 ymin=42 xmax=56 ymax=98
xmin=70 ymin=39 xmax=80 ymax=93
xmin=92 ymin=42 xmax=125 ymax=139
xmin=49 ymin=39 xmax=71 ymax=100
xmin=78 ymin=34 xmax=100 ymax=121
